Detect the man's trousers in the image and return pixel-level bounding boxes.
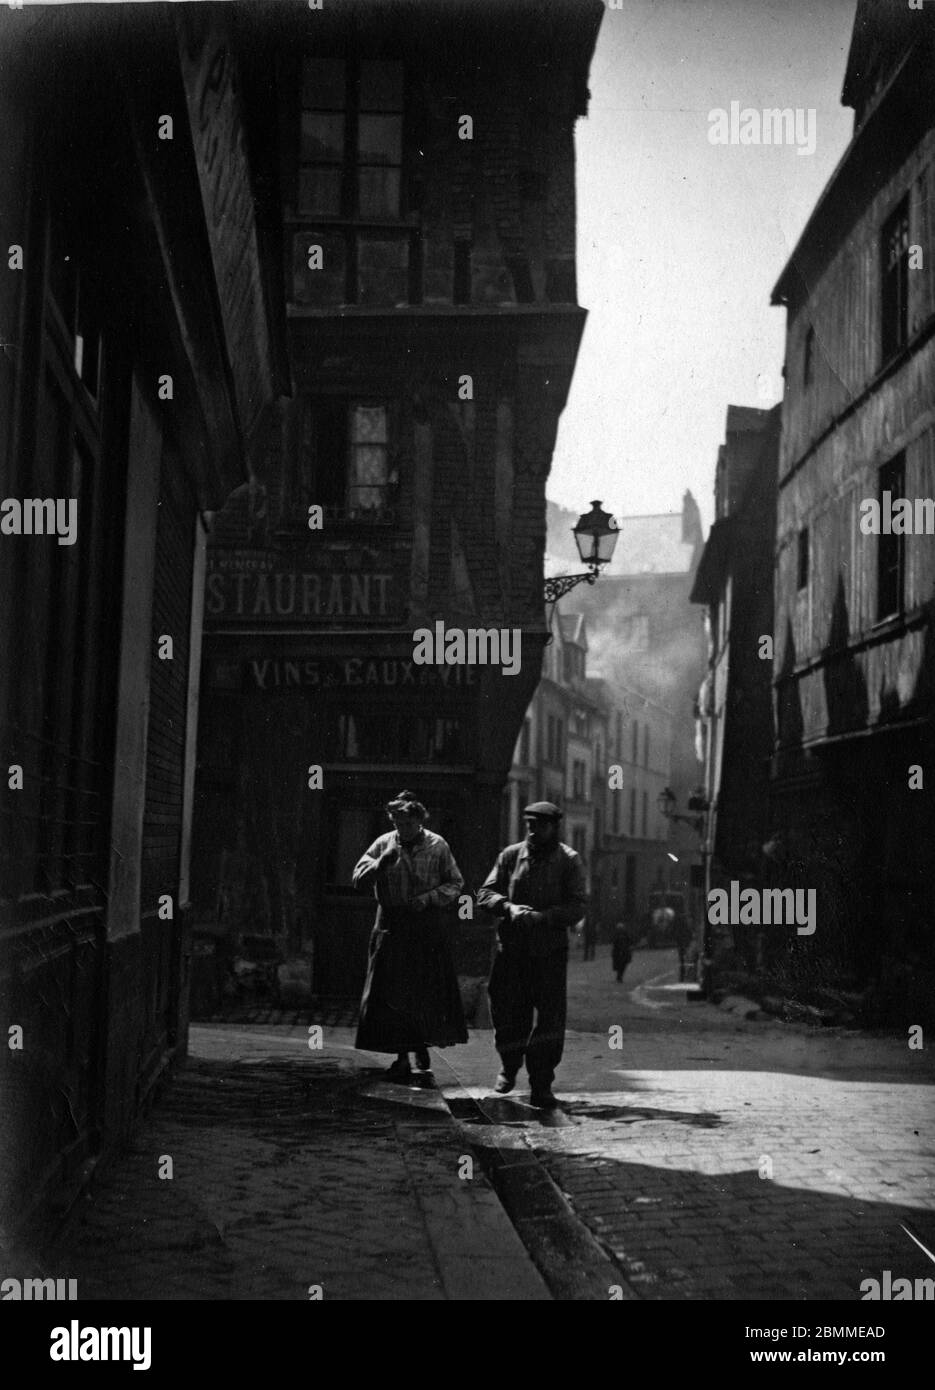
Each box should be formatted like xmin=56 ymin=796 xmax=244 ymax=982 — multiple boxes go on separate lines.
xmin=488 ymin=945 xmax=568 ymax=1089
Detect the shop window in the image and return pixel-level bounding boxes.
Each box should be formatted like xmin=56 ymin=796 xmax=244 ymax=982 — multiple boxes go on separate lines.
xmin=333 ymin=710 xmax=465 ymax=764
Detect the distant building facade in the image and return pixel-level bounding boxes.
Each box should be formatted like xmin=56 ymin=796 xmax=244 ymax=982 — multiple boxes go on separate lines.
xmin=501 ymin=613 xmax=602 ymax=872
xmin=769 ymin=0 xmax=935 ymax=1018
xmin=500 ymin=614 xmax=671 ymax=938
xmin=546 ymin=491 xmax=706 ymax=915
xmin=691 ymin=404 xmax=780 ymax=974
xmin=591 ymin=678 xmax=672 ymax=935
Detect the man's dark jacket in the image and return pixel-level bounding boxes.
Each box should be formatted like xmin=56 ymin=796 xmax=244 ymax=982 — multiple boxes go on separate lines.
xmin=476 ymin=840 xmax=587 ymax=956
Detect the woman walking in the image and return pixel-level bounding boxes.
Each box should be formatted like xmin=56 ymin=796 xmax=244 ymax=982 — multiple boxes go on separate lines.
xmin=352 ymin=791 xmax=468 ymax=1082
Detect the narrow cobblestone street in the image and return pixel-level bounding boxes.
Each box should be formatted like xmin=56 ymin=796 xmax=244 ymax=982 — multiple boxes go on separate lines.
xmin=22 ymin=947 xmax=935 ymax=1302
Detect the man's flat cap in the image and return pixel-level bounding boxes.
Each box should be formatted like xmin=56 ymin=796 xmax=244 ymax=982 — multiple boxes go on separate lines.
xmin=522 ymin=801 xmax=562 ymax=820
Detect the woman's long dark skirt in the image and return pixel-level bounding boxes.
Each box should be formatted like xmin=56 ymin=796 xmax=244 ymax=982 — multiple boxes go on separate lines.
xmin=355 ymin=904 xmax=468 ymax=1053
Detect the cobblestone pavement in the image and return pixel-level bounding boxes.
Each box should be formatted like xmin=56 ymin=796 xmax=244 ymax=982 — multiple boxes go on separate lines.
xmin=436 ymin=947 xmax=935 ymax=1301
xmin=37 ymin=1026 xmax=548 ymax=1301
xmin=22 ymin=946 xmax=935 ymax=1302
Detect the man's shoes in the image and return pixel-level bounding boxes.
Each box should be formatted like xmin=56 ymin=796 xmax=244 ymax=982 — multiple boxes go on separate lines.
xmin=529 ymin=1088 xmax=558 ymax=1110
xmin=385 ymin=1058 xmax=412 ymax=1083
xmin=413 ymin=1047 xmax=431 ymax=1071
xmin=493 ymin=1070 xmax=517 ymax=1094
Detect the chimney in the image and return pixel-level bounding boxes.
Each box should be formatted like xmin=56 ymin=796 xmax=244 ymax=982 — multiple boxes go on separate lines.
xmin=682 ymin=489 xmax=702 ymax=545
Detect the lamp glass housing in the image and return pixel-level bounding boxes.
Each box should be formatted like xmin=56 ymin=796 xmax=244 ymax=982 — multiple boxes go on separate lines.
xmin=572 ymin=500 xmax=619 ymax=568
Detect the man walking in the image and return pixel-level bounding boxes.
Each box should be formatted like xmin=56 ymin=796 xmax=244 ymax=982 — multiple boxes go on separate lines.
xmin=477 ymin=802 xmax=587 ymax=1109
xmin=353 ymin=791 xmax=467 ymax=1083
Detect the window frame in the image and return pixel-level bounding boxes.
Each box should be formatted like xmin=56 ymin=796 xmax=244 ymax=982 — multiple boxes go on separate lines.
xmin=298 ymin=56 xmax=407 ymax=223
xmin=876 ymin=452 xmax=906 ymax=621
xmin=880 ymin=194 xmax=910 ymax=365
xmin=796 ymin=527 xmax=810 ymax=592
xmin=302 ymin=395 xmax=397 ymax=525
xmin=291 ymin=53 xmax=421 ymax=308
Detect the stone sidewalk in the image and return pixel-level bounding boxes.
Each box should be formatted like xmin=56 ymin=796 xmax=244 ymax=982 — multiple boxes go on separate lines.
xmin=434 ymin=1010 xmax=935 ymax=1302
xmin=16 ymin=1000 xmax=935 ymax=1303
xmin=33 ymin=1025 xmax=549 ymax=1301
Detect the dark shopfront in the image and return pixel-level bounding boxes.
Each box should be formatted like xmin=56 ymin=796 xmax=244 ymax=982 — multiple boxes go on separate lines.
xmin=192 ymin=568 xmax=538 ymax=999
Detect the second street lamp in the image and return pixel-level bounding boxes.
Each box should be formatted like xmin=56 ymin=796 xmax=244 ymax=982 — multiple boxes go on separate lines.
xmin=657 ymin=785 xmax=709 ymax=835
xmin=543 ymin=500 xmax=620 ymax=603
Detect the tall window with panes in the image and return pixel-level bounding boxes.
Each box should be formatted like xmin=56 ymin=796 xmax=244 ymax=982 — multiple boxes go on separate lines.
xmin=301 ymin=397 xmax=396 ymax=522
xmin=22 ymin=181 xmax=113 ymax=897
xmin=293 ymin=56 xmax=420 ymax=307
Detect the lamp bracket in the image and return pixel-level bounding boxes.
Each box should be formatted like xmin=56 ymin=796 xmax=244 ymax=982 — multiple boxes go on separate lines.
xmin=543 ymin=569 xmax=599 ymax=604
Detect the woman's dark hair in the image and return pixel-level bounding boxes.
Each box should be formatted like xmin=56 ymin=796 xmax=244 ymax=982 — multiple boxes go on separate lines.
xmin=386 ymin=790 xmax=428 ymax=821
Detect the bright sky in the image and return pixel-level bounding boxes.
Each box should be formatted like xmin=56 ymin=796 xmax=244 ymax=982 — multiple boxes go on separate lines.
xmin=548 ymin=0 xmax=858 ymax=533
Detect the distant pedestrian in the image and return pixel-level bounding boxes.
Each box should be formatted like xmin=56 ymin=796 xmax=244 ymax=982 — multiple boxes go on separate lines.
xmin=477 ymin=802 xmax=587 ymax=1109
xmin=582 ymin=914 xmax=597 ymax=961
xmin=673 ymin=909 xmax=693 ymax=982
xmin=353 ymin=791 xmax=467 ymax=1083
xmin=611 ymin=922 xmax=632 ymax=983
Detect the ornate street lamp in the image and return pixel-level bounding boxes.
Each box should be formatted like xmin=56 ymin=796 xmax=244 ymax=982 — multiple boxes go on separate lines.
xmin=657 ymin=785 xmax=709 ymax=835
xmin=543 ymin=500 xmax=620 ymax=603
